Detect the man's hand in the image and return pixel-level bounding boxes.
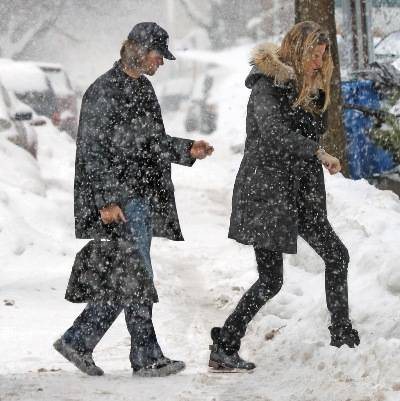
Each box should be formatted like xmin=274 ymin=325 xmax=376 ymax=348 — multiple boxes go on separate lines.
xmin=190 ymin=140 xmax=214 ymax=160
xmin=317 ymin=150 xmax=341 ymax=175
xmin=100 ymin=204 xmax=127 ymax=224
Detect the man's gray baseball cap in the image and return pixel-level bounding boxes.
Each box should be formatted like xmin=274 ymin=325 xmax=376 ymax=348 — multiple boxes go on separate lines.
xmin=128 ymin=22 xmax=176 ymax=60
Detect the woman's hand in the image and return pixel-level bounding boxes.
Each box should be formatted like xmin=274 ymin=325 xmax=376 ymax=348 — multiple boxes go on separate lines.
xmin=316 ymin=149 xmax=341 ymax=175
xmin=100 ymin=204 xmax=127 ymax=224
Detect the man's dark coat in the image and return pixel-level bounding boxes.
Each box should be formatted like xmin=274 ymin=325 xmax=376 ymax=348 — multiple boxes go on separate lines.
xmin=74 ymin=61 xmax=194 ymax=241
xmin=66 ymin=61 xmax=195 ymax=304
xmin=228 ymin=43 xmax=328 ymax=254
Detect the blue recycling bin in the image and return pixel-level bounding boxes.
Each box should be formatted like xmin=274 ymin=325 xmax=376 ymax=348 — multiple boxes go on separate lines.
xmin=341 ymin=80 xmax=394 ymax=179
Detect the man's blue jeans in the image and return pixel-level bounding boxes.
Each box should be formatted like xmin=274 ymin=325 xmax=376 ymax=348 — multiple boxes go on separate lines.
xmin=124 ymin=197 xmax=154 ymax=280
xmin=62 ymin=198 xmax=163 ymax=369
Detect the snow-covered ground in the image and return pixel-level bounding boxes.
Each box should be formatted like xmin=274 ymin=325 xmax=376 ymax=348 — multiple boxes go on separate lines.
xmin=1 ymin=47 xmax=400 ymax=401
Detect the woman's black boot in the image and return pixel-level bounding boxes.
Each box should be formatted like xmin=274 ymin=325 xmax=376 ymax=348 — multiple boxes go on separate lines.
xmin=329 ymin=322 xmax=360 ymax=348
xmin=208 ymin=327 xmax=256 ymax=371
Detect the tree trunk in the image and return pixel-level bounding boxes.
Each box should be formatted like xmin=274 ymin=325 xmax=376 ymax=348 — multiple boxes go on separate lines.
xmin=295 ymin=0 xmax=349 ymax=176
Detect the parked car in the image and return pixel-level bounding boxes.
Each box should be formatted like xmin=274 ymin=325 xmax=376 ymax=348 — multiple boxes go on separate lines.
xmin=36 ymin=62 xmax=78 ymax=138
xmin=0 ymin=59 xmax=57 ymax=131
xmin=159 ymin=77 xmax=192 ymax=112
xmin=184 ymin=75 xmax=217 ymax=134
xmin=0 ymin=79 xmax=38 ymax=158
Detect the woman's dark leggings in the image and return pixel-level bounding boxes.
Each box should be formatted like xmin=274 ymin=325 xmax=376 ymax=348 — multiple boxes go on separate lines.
xmin=218 ymin=219 xmax=350 ymax=355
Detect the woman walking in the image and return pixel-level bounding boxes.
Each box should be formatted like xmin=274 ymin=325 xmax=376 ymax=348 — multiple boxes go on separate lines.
xmin=209 ymin=21 xmax=359 ymax=371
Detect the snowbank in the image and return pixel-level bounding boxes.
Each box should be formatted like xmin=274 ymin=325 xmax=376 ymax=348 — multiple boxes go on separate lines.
xmin=0 ymin=123 xmax=76 ymax=287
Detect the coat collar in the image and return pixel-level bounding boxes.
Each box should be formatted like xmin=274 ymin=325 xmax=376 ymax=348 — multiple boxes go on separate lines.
xmin=250 ymin=43 xmax=295 ymax=86
xmin=249 ymin=42 xmax=324 ymax=90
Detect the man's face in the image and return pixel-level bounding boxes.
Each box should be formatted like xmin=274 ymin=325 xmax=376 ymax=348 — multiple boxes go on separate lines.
xmin=142 ymin=50 xmax=164 ymax=76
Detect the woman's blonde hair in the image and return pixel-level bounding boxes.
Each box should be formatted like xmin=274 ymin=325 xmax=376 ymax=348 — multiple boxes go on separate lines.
xmin=278 ymin=21 xmax=333 ymax=113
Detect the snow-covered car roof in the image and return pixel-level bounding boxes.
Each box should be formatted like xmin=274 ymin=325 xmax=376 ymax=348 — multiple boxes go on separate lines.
xmin=35 ymin=61 xmax=74 ymax=97
xmin=0 ymin=59 xmax=50 ymax=94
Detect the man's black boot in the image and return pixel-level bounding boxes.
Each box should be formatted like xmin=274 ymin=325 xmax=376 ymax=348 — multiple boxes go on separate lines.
xmin=132 ymin=357 xmax=185 ymax=377
xmin=53 ymin=338 xmax=104 ymax=376
xmin=329 ymin=322 xmax=360 ymax=348
xmin=208 ymin=327 xmax=256 ymax=371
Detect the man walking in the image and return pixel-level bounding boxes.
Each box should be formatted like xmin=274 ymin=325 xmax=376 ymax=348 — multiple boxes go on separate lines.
xmin=54 ymin=22 xmax=213 ymax=377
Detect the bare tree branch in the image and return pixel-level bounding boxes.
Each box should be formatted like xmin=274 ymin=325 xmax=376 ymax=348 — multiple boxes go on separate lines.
xmin=0 ymin=0 xmax=108 ymax=58
xmin=11 ymin=1 xmax=65 ymax=59
xmin=177 ymin=0 xmax=211 ymax=30
xmin=79 ymin=1 xmax=109 ymax=16
xmin=52 ymin=26 xmax=81 ymax=44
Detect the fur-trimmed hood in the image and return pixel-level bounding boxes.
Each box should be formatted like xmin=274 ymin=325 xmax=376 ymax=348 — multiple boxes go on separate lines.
xmin=245 ymin=42 xmax=324 ymax=91
xmin=245 ymin=43 xmax=295 ymax=89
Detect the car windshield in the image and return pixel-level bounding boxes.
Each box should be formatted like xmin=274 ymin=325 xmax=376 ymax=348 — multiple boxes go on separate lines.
xmin=0 ymin=62 xmax=57 ymax=118
xmin=375 ymin=31 xmax=400 ymax=57
xmin=42 ymin=69 xmax=74 ymax=97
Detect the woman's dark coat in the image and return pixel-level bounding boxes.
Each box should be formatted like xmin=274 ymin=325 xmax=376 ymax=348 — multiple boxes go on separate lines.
xmin=67 ymin=61 xmax=195 ymax=304
xmin=228 ymin=43 xmax=328 ymax=254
